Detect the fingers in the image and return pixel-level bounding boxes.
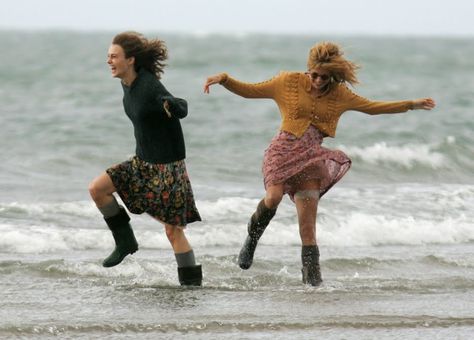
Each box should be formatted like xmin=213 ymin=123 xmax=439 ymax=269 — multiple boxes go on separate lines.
xmin=163 ymin=100 xmax=172 ymax=117
xmin=203 ymin=83 xmax=212 ymax=94
xmin=203 ymin=78 xmax=212 ymax=93
xmin=423 ymin=98 xmax=436 ymax=110
xmin=203 ymin=75 xmax=221 ymax=94
xmin=414 ymin=98 xmax=436 ymax=110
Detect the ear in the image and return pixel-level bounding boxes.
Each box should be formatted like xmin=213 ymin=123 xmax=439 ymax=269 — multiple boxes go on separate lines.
xmin=127 ymin=56 xmax=135 ymax=66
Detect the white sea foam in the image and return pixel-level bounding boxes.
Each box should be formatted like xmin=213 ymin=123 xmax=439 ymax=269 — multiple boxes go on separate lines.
xmin=1 ymin=183 xmax=472 ymax=253
xmin=196 ymin=196 xmax=259 ymax=220
xmin=45 ymin=260 xmax=177 ymax=285
xmin=0 ymin=201 xmax=97 ymax=218
xmin=1 ymin=203 xmax=472 ymax=254
xmin=0 ymin=223 xmax=110 ymax=253
xmin=339 ymin=142 xmax=446 ymax=168
xmin=320 ymin=212 xmax=474 ymax=247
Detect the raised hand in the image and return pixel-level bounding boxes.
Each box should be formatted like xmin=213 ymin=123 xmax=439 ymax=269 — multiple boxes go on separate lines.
xmin=412 ymin=98 xmax=436 ymax=110
xmin=203 ymin=74 xmax=224 ymax=94
xmin=163 ymin=100 xmax=172 ymax=118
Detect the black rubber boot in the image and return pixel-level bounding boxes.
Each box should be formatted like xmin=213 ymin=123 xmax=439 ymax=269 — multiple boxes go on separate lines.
xmin=177 ymin=265 xmax=203 ymax=286
xmin=238 ymin=199 xmax=277 ymax=270
xmin=102 ymin=207 xmax=139 ymax=267
xmin=301 ymin=245 xmax=322 ymax=286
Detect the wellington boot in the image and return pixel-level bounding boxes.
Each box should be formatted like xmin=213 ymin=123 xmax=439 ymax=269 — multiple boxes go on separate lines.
xmin=177 ymin=265 xmax=203 ymax=286
xmin=301 ymin=245 xmax=322 ymax=286
xmin=238 ymin=199 xmax=276 ymax=270
xmin=102 ymin=207 xmax=138 ymax=268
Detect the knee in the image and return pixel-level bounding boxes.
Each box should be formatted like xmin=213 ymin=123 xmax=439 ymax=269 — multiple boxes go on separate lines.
xmin=88 ymin=180 xmax=101 ymax=202
xmin=165 ymin=226 xmax=182 ymax=244
xmin=265 ymin=193 xmax=283 ymax=209
xmin=88 ymin=178 xmax=111 ymax=204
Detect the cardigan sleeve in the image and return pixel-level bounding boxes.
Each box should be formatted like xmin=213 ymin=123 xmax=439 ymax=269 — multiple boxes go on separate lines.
xmin=340 ymin=85 xmax=414 ymax=115
xmin=152 ymin=78 xmax=188 ymax=119
xmin=219 ymin=72 xmax=281 ymax=99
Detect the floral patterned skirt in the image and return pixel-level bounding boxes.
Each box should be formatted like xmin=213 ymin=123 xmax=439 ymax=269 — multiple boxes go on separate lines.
xmin=106 ymin=156 xmax=201 ymax=227
xmin=263 ymin=125 xmax=351 ymax=200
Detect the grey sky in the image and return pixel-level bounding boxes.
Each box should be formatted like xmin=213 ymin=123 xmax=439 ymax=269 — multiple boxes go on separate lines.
xmin=1 ymin=0 xmax=473 ymax=36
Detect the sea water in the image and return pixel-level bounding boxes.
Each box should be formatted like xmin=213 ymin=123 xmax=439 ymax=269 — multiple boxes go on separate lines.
xmin=1 ymin=31 xmax=473 ymax=339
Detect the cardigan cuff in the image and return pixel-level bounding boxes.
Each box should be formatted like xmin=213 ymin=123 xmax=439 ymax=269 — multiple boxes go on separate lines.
xmin=219 ymin=73 xmax=229 ymax=84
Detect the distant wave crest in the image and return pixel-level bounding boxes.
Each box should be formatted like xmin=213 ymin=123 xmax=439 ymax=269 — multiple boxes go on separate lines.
xmin=340 ymin=141 xmax=446 ymax=169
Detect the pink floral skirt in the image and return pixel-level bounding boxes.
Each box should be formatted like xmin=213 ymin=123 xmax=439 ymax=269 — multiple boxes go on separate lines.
xmin=263 ymin=125 xmax=351 ymax=199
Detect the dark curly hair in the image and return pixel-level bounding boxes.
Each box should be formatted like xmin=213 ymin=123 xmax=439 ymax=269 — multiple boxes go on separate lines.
xmin=112 ymin=31 xmax=168 ymax=79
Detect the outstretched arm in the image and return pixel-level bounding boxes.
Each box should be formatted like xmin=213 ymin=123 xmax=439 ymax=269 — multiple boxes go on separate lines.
xmin=204 ymin=73 xmax=278 ymax=99
xmin=342 ymin=85 xmax=436 ymax=114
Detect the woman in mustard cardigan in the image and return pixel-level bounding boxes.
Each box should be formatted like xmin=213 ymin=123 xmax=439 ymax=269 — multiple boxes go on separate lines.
xmin=203 ymin=42 xmax=435 ymax=286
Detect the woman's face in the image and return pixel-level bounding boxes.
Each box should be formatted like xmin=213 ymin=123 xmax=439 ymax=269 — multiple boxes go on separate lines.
xmin=107 ymin=44 xmax=134 ymax=79
xmin=308 ymin=67 xmax=331 ymax=90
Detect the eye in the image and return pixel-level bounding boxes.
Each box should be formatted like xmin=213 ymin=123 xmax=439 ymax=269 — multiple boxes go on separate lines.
xmin=310 ymin=72 xmax=329 ymax=81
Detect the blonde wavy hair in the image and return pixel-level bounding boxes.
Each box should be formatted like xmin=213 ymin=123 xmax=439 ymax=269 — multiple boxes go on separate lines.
xmin=307 ymin=42 xmax=360 ymax=87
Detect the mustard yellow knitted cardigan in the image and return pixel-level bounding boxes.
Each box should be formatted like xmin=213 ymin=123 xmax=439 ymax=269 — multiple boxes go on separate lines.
xmin=220 ymin=71 xmax=414 ymax=138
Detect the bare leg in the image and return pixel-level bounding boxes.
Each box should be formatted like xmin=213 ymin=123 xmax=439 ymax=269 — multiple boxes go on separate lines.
xmin=294 ymin=179 xmax=320 ymax=246
xmin=88 ymin=172 xmax=117 ymax=208
xmin=264 ymin=183 xmax=285 ymax=209
xmin=163 ymin=223 xmax=202 ymax=286
xmin=89 ymin=172 xmax=138 ymax=267
xmin=294 ymin=179 xmax=323 ymax=286
xmin=164 ymin=224 xmax=192 ymax=254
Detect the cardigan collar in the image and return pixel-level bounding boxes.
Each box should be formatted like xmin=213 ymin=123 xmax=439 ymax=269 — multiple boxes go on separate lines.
xmin=302 ymin=72 xmax=312 ymax=92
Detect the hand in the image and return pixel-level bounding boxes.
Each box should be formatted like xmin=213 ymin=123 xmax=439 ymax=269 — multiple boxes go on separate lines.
xmin=203 ymin=74 xmax=224 ymax=94
xmin=412 ymin=98 xmax=436 ymax=110
xmin=163 ymin=100 xmax=172 ymax=118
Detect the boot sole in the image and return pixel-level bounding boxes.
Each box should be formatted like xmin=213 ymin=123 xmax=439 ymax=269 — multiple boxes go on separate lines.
xmin=102 ymin=248 xmax=139 ymax=267
xmin=238 ymin=251 xmax=253 ymax=270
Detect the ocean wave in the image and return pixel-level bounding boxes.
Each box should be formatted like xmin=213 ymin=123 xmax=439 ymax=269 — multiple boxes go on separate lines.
xmin=339 ymin=141 xmax=446 ymax=169
xmin=325 ymin=255 xmax=474 ymax=271
xmin=0 ymin=201 xmax=97 ymax=219
xmin=0 ymin=223 xmax=109 ymax=253
xmin=423 ymin=254 xmax=474 ymax=268
xmin=1 ymin=185 xmax=473 ymax=253
xmin=0 ymin=258 xmax=181 ymax=285
xmin=322 ymin=212 xmax=474 ymax=247
xmin=2 ymin=317 xmax=474 ymax=337
xmin=2 ymin=253 xmax=474 ymax=294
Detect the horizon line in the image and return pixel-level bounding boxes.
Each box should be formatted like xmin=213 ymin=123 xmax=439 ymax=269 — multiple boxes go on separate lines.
xmin=1 ymin=27 xmax=473 ymax=39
